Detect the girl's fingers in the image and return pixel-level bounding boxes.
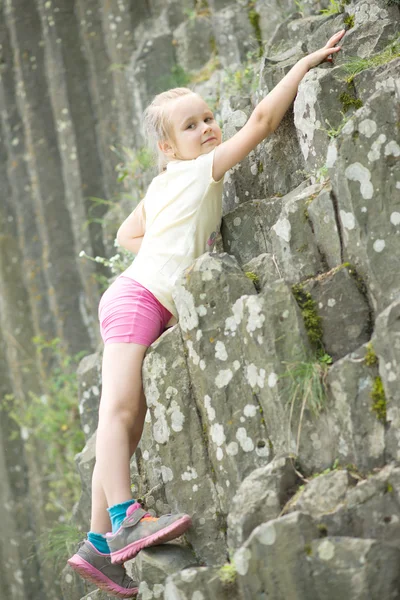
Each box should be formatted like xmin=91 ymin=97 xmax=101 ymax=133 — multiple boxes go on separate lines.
xmin=325 ymin=29 xmax=346 ymax=48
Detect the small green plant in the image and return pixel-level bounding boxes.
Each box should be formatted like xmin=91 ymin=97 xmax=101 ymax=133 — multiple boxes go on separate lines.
xmin=281 ymin=354 xmax=331 ymax=453
xmin=320 ymin=0 xmax=350 ymax=15
xmin=319 ymin=115 xmax=351 ymax=139
xmin=371 ymin=376 xmax=387 ymax=423
xmin=244 ymin=271 xmax=260 ymax=285
xmin=218 ymin=562 xmax=237 ymax=586
xmin=341 ymin=36 xmax=400 ymax=83
xmin=39 ymin=523 xmax=83 ymax=571
xmin=291 ymin=284 xmax=324 ymax=349
xmin=364 ymin=342 xmax=378 ymax=366
xmin=339 ymin=91 xmax=363 ymax=113
xmin=223 ymin=48 xmax=261 ymax=95
xmin=2 ymin=337 xmax=87 ymax=515
xmin=158 ymin=64 xmax=191 ymax=91
xmin=111 ymin=145 xmax=154 ymax=192
xmin=79 ymin=244 xmax=134 ymax=276
xmin=343 ymin=14 xmax=355 ymax=28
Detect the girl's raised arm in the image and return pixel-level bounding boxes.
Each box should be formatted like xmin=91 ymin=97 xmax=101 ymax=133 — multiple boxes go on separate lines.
xmin=212 ymin=30 xmax=345 ymax=183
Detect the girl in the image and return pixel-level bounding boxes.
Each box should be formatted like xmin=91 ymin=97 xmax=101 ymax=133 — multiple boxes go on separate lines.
xmin=68 ymin=30 xmax=345 ymax=598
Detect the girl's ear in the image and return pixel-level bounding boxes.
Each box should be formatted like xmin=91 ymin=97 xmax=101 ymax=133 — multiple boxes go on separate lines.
xmin=158 ymin=139 xmax=175 ymax=156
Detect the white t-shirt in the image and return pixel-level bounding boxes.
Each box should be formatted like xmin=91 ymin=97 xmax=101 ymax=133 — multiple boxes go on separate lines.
xmin=122 ymin=148 xmax=224 ymax=326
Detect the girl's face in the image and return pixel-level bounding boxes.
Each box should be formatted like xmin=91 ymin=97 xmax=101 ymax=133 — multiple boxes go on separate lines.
xmin=160 ymin=94 xmax=222 ymax=161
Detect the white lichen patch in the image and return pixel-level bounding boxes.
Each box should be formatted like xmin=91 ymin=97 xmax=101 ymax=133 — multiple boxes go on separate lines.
xmin=234 ymin=547 xmax=252 ymax=576
xmin=168 ymin=400 xmax=185 ymax=432
xmin=174 ymin=287 xmax=199 ymax=332
xmin=180 ymin=568 xmax=198 ymax=582
xmin=196 ymin=329 xmax=203 ymax=341
xmin=385 ymin=140 xmax=400 ymax=157
xmin=390 ymin=212 xmax=400 ymax=226
xmin=210 ymin=423 xmax=226 ymax=446
xmin=246 ymin=295 xmax=265 ymax=333
xmin=224 ymin=297 xmax=244 ymax=336
xmin=272 ymin=217 xmax=291 ymax=243
xmin=236 ymin=427 xmax=255 ymax=452
xmin=181 ymin=466 xmax=198 ymax=481
xmin=226 ymin=441 xmax=239 ymax=455
xmin=345 ymin=163 xmax=373 ymax=199
xmin=204 ymin=395 xmax=216 ymax=421
xmin=268 ymin=372 xmax=278 ymax=388
xmin=243 ymin=404 xmax=257 ymax=417
xmin=196 ymin=305 xmax=207 ymax=316
xmin=327 ymin=298 xmax=336 ymax=307
xmin=367 ymin=133 xmax=386 ymax=162
xmin=294 ymin=71 xmax=321 ymax=161
xmin=186 ymin=340 xmax=201 ymax=366
xmin=215 ymin=369 xmax=233 ymax=388
xmin=215 ymin=341 xmax=228 ymax=361
xmin=326 ymin=142 xmax=337 ymax=168
xmin=258 ymin=523 xmax=277 ymax=545
xmin=340 ymin=210 xmax=356 ymax=230
xmin=358 ymin=119 xmax=377 ymax=138
xmin=317 ymin=539 xmax=335 ymax=561
xmin=216 ymin=447 xmax=224 ymax=461
xmin=233 ymin=360 xmax=241 ymax=371
xmin=245 ymin=363 xmax=266 ymax=389
xmin=373 ymin=239 xmax=385 ymax=253
xmin=161 ymin=466 xmax=174 ymax=483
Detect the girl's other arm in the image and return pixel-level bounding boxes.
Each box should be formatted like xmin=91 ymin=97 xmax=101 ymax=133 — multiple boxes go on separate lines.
xmin=212 ymin=30 xmax=345 ymax=182
xmin=116 ymin=199 xmax=146 ymax=254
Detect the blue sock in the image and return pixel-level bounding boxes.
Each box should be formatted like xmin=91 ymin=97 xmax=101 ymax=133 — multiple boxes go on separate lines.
xmin=87 ymin=531 xmax=110 ymax=554
xmin=107 ymin=499 xmax=135 ymax=533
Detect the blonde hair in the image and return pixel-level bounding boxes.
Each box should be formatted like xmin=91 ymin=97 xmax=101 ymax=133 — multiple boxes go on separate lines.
xmin=143 ymin=87 xmax=198 ymax=173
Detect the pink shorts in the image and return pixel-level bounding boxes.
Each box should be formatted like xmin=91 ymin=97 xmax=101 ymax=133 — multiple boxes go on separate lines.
xmin=98 ymin=275 xmax=173 ymax=346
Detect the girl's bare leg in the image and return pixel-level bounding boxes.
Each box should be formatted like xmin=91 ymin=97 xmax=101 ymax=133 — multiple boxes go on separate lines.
xmin=90 ymin=343 xmax=148 ymax=534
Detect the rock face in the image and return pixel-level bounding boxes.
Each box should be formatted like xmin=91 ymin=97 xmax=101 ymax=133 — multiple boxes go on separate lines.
xmin=1 ymin=0 xmax=400 ymax=599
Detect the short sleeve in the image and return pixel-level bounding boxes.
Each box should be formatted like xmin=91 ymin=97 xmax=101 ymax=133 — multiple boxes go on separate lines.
xmin=195 ymin=149 xmax=223 ymax=185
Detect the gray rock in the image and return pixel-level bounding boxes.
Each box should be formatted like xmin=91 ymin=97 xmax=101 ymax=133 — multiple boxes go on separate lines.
xmin=242 ymin=253 xmax=282 ymax=291
xmin=211 ymin=4 xmax=254 ymax=68
xmin=227 ymin=455 xmax=299 ymax=551
xmin=221 ymin=197 xmax=283 ymax=264
xmin=372 ymin=298 xmax=400 ymax=462
xmin=141 ymin=325 xmax=227 ymax=564
xmin=165 ymin=565 xmax=240 ymax=600
xmin=127 ymin=544 xmax=198 ymax=600
xmin=303 ymin=265 xmax=372 ymax=360
xmin=77 ymin=353 xmax=102 ymax=442
xmin=326 ymin=343 xmax=385 ymax=472
xmin=328 ymin=82 xmax=400 ymax=314
xmin=308 ymin=537 xmax=400 ymax=599
xmin=173 ymin=15 xmax=214 ymax=72
xmin=235 ymin=512 xmax=319 ymax=599
xmin=269 ymin=182 xmax=326 ymax=283
xmin=306 ymin=183 xmax=342 ymax=269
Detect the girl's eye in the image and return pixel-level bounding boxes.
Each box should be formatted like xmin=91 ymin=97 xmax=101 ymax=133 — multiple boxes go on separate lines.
xmin=205 ymin=117 xmax=213 ymax=122
xmin=186 ymin=123 xmax=195 ymax=129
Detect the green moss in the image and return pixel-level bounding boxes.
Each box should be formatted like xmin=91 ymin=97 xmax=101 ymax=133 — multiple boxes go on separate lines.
xmin=339 ymin=91 xmax=363 ymax=113
xmin=258 ymin=161 xmax=264 ymax=174
xmin=386 ymin=482 xmax=394 ymax=493
xmin=342 ymin=37 xmax=400 ymax=83
xmin=304 ymin=544 xmax=313 ymax=556
xmin=317 ymin=524 xmax=328 ymax=536
xmin=218 ymin=562 xmax=237 ymax=586
xmin=248 ymin=6 xmax=262 ymax=55
xmin=343 ymin=13 xmax=355 ymax=28
xmin=371 ymin=376 xmax=387 ymax=423
xmin=245 ymin=271 xmax=260 ymax=285
xmin=364 ymin=342 xmax=378 ymax=367
xmin=292 ymin=284 xmax=323 ymax=348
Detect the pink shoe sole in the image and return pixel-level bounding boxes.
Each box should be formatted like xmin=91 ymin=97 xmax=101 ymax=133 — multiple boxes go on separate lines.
xmin=111 ymin=515 xmax=192 ymax=564
xmin=67 ymin=555 xmax=138 ymax=598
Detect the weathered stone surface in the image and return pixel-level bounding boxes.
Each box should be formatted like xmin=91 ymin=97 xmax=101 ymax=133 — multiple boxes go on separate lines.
xmin=211 ymin=4 xmax=254 ymax=68
xmin=165 ymin=565 xmax=240 ymax=600
xmin=61 ymin=565 xmax=94 ymax=600
xmin=77 ymin=353 xmax=102 ymax=442
xmin=127 ymin=544 xmax=198 ymax=600
xmin=325 ymin=343 xmax=385 ymax=472
xmin=303 ymin=265 xmax=372 ymax=360
xmin=306 ymin=184 xmax=342 ymax=269
xmin=308 ymin=537 xmax=400 ymax=599
xmin=373 ymin=298 xmax=400 ymax=462
xmin=141 ymin=325 xmax=227 ymax=564
xmin=72 ymin=433 xmax=96 ymax=533
xmin=269 ymin=182 xmax=326 ymax=283
xmin=173 ymin=15 xmax=214 ymax=71
xmin=242 ymin=252 xmax=282 ymax=291
xmin=227 ymin=455 xmax=299 ymax=551
xmin=328 ymin=82 xmax=400 ymax=314
xmin=353 ymin=57 xmax=400 ymax=105
xmin=221 ymin=197 xmax=283 ymax=264
xmin=235 ymin=512 xmax=320 ymax=599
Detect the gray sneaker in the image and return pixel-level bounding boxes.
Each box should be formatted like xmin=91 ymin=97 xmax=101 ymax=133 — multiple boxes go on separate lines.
xmin=68 ymin=540 xmax=139 ymax=598
xmin=106 ymin=502 xmax=192 ymax=564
